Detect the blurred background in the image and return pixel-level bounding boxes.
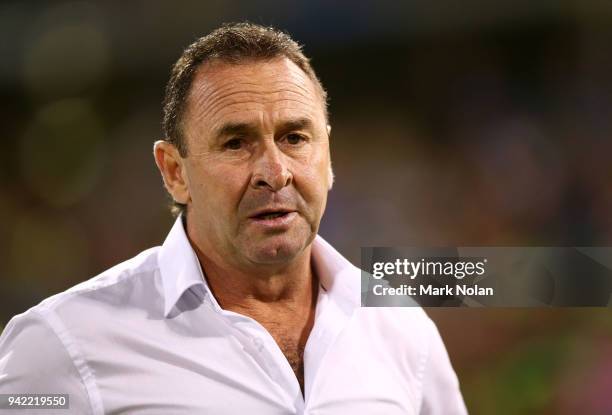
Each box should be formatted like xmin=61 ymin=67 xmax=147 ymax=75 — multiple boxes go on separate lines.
xmin=1 ymin=1 xmax=612 ymax=413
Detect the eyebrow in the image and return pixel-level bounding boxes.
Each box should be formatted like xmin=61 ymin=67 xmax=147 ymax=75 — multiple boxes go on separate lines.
xmin=214 ymin=122 xmax=258 ymax=139
xmin=213 ymin=117 xmax=314 ymax=139
xmin=279 ymin=117 xmax=314 ymax=133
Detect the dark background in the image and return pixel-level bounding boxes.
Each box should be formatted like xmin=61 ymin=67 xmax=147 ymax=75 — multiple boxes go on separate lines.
xmin=1 ymin=1 xmax=612 ymax=413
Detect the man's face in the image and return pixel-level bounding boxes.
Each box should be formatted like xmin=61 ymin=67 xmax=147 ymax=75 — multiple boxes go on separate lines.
xmin=180 ymin=58 xmax=331 ymax=268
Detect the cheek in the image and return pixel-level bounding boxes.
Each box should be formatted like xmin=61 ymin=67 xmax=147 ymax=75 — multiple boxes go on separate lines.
xmin=188 ymin=165 xmax=246 ymax=210
xmin=295 ymin=151 xmax=330 ymax=206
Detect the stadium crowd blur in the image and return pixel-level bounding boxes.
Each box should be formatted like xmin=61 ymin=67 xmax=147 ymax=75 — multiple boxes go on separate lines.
xmin=1 ymin=1 xmax=611 ymax=414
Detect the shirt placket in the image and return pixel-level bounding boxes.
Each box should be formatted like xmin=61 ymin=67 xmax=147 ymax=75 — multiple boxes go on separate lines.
xmin=221 ymin=309 xmax=306 ymax=413
xmin=302 ymin=289 xmax=350 ymax=410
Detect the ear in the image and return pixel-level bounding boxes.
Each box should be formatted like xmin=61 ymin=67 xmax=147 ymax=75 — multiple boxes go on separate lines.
xmin=153 ymin=140 xmax=190 ymax=205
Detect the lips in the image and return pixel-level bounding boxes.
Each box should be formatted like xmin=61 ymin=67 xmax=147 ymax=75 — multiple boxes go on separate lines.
xmin=248 ymin=208 xmax=298 ymax=229
xmin=255 ymin=211 xmax=288 ymax=219
xmin=249 ymin=208 xmax=294 ymax=220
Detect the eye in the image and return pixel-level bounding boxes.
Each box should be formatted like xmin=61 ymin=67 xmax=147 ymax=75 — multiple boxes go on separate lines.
xmin=223 ymin=138 xmax=244 ymax=150
xmin=284 ymin=133 xmax=306 ymax=145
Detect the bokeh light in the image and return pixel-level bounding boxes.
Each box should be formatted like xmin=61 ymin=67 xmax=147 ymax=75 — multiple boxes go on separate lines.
xmin=21 ymin=2 xmax=110 ymax=99
xmin=19 ymin=98 xmax=106 ymax=207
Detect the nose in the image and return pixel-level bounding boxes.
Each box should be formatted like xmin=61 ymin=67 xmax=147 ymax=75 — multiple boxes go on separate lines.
xmin=250 ymin=142 xmax=292 ymax=191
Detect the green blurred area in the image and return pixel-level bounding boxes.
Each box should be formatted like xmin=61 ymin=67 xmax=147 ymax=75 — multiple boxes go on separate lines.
xmin=429 ymin=308 xmax=612 ymax=414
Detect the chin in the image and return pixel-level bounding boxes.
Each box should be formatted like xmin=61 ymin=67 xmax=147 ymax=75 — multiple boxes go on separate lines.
xmin=246 ymin=234 xmax=310 ymax=265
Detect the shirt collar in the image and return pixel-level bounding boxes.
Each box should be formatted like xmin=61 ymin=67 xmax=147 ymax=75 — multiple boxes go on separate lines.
xmin=158 ymin=216 xmax=360 ymax=318
xmin=310 ymin=233 xmax=361 ymax=316
xmin=158 ymin=216 xmax=207 ymax=317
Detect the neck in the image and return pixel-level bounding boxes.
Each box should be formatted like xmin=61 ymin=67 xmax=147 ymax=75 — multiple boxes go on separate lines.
xmin=189 ymin=242 xmax=316 ymax=317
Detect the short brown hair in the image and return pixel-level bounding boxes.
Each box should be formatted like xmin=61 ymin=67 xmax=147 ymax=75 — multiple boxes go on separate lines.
xmin=161 ymin=22 xmax=328 ymax=216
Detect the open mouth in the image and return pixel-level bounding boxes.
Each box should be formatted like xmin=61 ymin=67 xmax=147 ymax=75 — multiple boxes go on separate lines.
xmin=254 ymin=211 xmax=289 ymax=220
xmin=249 ymin=207 xmax=296 ymax=222
xmin=248 ymin=209 xmax=297 ymax=228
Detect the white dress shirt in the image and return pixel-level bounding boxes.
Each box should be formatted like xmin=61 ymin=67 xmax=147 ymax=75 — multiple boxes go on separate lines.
xmin=0 ymin=217 xmax=467 ymax=415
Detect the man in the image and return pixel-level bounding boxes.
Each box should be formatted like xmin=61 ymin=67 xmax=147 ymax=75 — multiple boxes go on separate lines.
xmin=0 ymin=23 xmax=467 ymax=414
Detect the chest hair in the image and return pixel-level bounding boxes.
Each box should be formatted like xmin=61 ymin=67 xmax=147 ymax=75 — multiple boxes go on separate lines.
xmin=265 ymin=324 xmax=309 ymax=393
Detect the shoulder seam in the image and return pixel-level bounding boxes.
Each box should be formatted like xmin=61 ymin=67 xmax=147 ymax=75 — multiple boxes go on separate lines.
xmin=30 ymin=308 xmax=104 ymax=415
xmin=39 ymin=263 xmax=160 ymax=312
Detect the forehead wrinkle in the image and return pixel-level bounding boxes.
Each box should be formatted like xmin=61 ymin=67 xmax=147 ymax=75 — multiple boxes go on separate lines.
xmin=188 ymin=85 xmax=320 ymax=134
xmin=189 ymin=78 xmax=316 ymax=124
xmin=205 ymin=94 xmax=318 ymax=127
xmin=183 ymin=59 xmax=325 ymax=144
xmin=205 ymin=86 xmax=313 ymax=112
xmin=186 ymin=60 xmax=317 ymax=115
xmin=201 ymin=61 xmax=315 ymax=93
xmin=204 ymin=78 xmax=312 ymax=99
xmin=207 ymin=99 xmax=318 ymax=137
xmin=187 ymin=61 xmax=314 ymax=111
xmin=192 ymin=80 xmax=311 ymax=111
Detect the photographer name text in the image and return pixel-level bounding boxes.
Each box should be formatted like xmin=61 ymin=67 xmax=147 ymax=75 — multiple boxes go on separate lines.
xmin=373 ymin=284 xmax=494 ymax=296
